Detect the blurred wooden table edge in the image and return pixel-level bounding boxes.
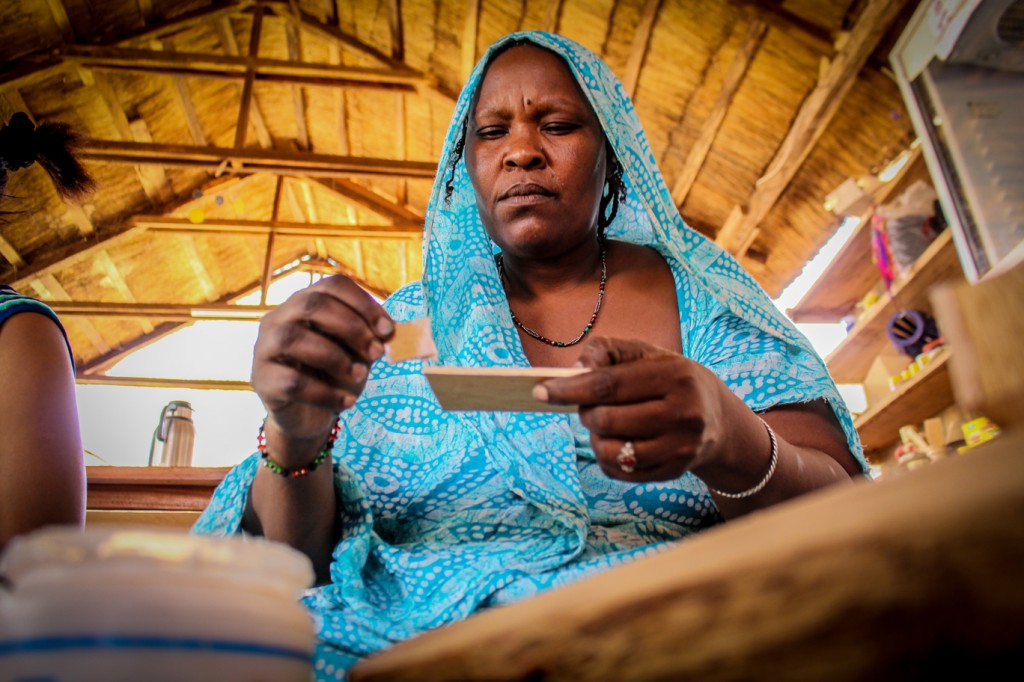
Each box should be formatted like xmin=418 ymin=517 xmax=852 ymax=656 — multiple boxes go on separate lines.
xmin=86 ymin=466 xmax=229 ymax=512
xmin=350 ymin=428 xmax=1024 ymax=682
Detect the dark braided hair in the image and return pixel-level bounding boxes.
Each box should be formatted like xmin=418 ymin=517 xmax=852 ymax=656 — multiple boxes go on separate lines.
xmin=0 ymin=112 xmax=96 ymax=204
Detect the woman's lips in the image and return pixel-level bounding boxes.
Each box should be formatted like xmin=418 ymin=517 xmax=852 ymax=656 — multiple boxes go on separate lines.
xmin=498 ymin=183 xmax=554 ymax=204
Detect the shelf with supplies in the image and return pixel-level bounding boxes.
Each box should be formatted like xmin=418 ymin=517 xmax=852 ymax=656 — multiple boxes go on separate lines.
xmin=825 ymin=228 xmax=963 ymax=384
xmin=854 ymin=348 xmax=952 ymax=453
xmin=788 ymin=149 xmax=932 ymax=324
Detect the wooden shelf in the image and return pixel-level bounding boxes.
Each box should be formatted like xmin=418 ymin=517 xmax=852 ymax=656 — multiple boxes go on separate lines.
xmin=788 ymin=150 xmax=932 ymax=323
xmin=825 ymin=229 xmax=964 ymax=383
xmin=854 ymin=349 xmax=953 ymax=454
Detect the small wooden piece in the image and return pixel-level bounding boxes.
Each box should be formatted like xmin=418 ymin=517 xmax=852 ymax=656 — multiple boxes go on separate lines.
xmin=385 ymin=318 xmax=438 ymax=363
xmin=423 ymin=366 xmax=589 ymax=412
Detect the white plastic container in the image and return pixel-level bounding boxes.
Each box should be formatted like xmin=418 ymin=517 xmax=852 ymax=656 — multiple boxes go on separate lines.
xmin=0 ymin=526 xmax=316 ymax=682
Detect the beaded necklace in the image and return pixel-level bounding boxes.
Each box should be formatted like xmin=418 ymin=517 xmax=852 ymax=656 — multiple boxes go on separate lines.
xmin=495 ymin=242 xmax=607 ymax=348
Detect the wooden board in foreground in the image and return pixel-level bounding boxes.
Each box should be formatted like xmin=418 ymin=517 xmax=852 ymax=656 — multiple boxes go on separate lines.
xmin=423 ymin=366 xmax=589 ymax=412
xmin=350 ymin=429 xmax=1024 ymax=681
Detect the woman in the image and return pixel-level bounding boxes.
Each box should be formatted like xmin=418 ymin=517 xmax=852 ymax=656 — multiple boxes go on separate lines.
xmin=0 ymin=112 xmax=92 ymax=549
xmin=196 ymin=32 xmax=866 ymax=679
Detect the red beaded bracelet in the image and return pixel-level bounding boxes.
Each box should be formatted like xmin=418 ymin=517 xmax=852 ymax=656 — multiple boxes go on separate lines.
xmin=257 ymin=419 xmax=340 ymax=479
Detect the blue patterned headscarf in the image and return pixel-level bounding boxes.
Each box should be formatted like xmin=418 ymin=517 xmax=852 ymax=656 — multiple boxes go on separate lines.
xmin=197 ymin=31 xmax=865 ymax=681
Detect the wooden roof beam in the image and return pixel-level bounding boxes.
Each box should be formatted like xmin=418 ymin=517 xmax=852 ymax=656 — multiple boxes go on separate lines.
xmin=234 ymin=5 xmax=263 ymax=149
xmin=111 ymin=1 xmax=255 ymax=47
xmin=715 ymin=0 xmax=911 ymax=257
xmin=543 ymin=0 xmax=565 ymax=32
xmin=58 ymin=46 xmax=425 ymax=90
xmin=49 ymin=301 xmax=274 ymax=321
xmin=0 ymin=235 xmax=26 ymax=269
xmin=4 ymin=175 xmax=265 ymax=287
xmin=79 ymin=141 xmax=438 ymax=179
xmin=134 ymin=216 xmax=423 ymax=240
xmin=314 ymin=178 xmax=424 ymax=224
xmin=388 ymin=0 xmax=405 ymax=62
xmin=671 ymin=19 xmax=767 ymax=207
xmin=91 ymin=73 xmax=171 ymax=207
xmin=461 ymin=0 xmax=481 ymax=85
xmin=217 ymin=16 xmax=273 ymax=149
xmin=270 ymin=1 xmax=409 ymax=72
xmin=44 ymin=0 xmax=77 ymax=44
xmin=93 ymin=250 xmax=154 ymax=333
xmin=285 ymin=23 xmax=310 ymax=151
xmin=621 ymin=0 xmax=663 ymax=99
xmin=76 ymin=375 xmax=252 ymax=391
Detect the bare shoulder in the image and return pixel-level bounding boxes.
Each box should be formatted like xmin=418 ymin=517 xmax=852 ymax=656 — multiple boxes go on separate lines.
xmin=604 ymin=241 xmax=682 ymax=352
xmin=608 ymin=241 xmax=673 ymax=279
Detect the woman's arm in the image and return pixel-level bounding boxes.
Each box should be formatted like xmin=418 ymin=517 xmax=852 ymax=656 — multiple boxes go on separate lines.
xmin=536 ymin=337 xmax=862 ymax=517
xmin=0 ymin=312 xmax=85 ymax=549
xmin=244 ymin=275 xmax=394 ymax=584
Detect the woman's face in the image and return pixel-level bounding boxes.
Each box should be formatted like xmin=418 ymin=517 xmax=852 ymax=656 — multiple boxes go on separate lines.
xmin=465 ymin=44 xmax=607 ymax=260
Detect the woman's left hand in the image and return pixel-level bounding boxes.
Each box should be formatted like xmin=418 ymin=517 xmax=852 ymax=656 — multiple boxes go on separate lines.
xmin=537 ymin=336 xmax=740 ymax=481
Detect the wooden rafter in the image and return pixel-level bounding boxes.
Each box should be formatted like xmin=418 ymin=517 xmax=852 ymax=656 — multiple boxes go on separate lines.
xmin=395 ymin=93 xmax=408 ymax=205
xmin=127 ymin=119 xmax=175 ymax=205
xmin=543 ymin=0 xmax=564 ymax=32
xmin=77 ymin=375 xmax=251 ymax=390
xmin=462 ymin=0 xmax=481 ymax=84
xmin=388 ymin=0 xmax=405 ymax=62
xmin=153 ymin=41 xmax=209 ymax=146
xmin=5 ymin=46 xmax=427 ymax=91
xmin=671 ymin=19 xmax=767 ymax=207
xmin=316 ymin=178 xmax=424 ymax=223
xmin=275 ymin=2 xmax=410 ymax=73
xmin=0 ymin=235 xmax=24 ymax=269
xmin=285 ymin=22 xmax=310 ymax=151
xmin=5 ymin=175 xmax=262 ymax=287
xmin=621 ymin=0 xmax=663 ymax=99
xmin=260 ymin=177 xmax=284 ymax=305
xmin=78 ymin=140 xmax=437 ymax=179
xmin=93 ymin=250 xmax=154 ymax=333
xmin=715 ymin=0 xmax=911 ymax=256
xmin=235 ymin=5 xmax=263 ymax=150
xmin=178 ymin=235 xmax=218 ymax=301
xmin=91 ymin=72 xmax=174 ymax=207
xmin=135 ymin=216 xmax=423 ymax=239
xmin=49 ymin=301 xmax=274 ymax=320
xmin=217 ymin=16 xmax=273 ymax=149
xmin=44 ymin=0 xmax=76 ymax=44
xmin=329 ymin=44 xmax=351 ymax=155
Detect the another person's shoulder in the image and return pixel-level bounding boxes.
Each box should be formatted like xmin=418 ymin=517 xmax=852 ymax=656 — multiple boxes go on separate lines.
xmin=0 ymin=284 xmax=74 ymax=363
xmin=1 ymin=285 xmax=61 ymax=326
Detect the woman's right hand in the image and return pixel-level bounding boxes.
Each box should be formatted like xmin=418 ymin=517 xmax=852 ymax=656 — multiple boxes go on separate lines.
xmin=250 ymin=275 xmax=395 ymax=458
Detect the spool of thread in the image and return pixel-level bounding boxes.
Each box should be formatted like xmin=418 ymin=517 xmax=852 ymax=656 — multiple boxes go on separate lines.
xmin=887 ymin=309 xmax=940 ymax=358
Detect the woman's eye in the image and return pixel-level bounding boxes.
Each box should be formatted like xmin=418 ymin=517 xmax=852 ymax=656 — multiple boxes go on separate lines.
xmin=543 ymin=122 xmax=579 ymax=135
xmin=475 ymin=126 xmax=506 ymax=139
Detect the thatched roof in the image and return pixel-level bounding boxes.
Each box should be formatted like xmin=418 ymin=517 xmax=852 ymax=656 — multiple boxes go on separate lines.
xmin=1 ymin=0 xmax=918 ymax=380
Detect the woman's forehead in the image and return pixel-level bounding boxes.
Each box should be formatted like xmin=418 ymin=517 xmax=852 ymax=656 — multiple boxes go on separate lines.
xmin=473 ymin=44 xmax=590 ymax=112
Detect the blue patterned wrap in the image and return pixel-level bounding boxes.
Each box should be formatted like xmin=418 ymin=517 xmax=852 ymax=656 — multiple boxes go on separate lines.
xmin=194 ymin=32 xmax=866 ymax=681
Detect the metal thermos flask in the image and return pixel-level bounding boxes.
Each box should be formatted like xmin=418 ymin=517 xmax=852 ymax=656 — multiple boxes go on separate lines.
xmin=148 ymin=400 xmax=196 ymax=467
